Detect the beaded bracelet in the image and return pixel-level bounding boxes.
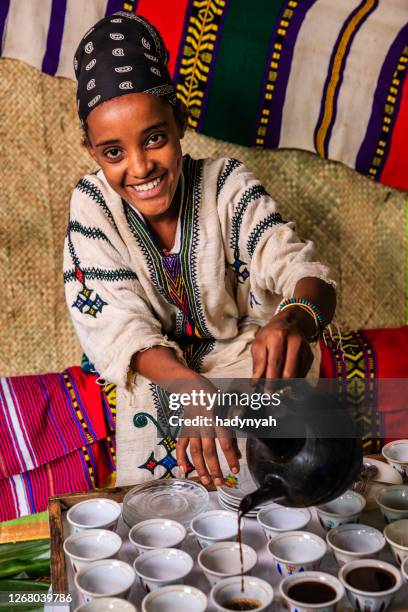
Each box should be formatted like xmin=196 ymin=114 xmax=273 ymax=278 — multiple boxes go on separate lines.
xmin=278 ymin=297 xmax=325 ymax=342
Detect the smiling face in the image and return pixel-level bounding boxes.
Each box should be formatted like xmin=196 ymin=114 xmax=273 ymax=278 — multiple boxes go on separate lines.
xmin=85 ymin=93 xmax=186 ymax=220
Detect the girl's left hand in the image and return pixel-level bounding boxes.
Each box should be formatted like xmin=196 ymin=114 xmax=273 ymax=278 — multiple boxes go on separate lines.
xmin=251 ymin=308 xmax=315 ymax=382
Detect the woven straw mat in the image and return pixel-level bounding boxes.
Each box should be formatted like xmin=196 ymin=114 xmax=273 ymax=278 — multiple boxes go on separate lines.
xmin=0 ymin=59 xmax=405 ymax=376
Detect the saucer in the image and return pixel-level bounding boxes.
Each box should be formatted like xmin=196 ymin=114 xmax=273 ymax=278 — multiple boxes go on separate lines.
xmin=123 ymin=479 xmax=209 ymax=527
xmin=219 ymin=466 xmax=258 ymax=501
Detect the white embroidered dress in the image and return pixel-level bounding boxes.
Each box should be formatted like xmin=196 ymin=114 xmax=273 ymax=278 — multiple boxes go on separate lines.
xmin=64 ymin=155 xmax=334 ymax=484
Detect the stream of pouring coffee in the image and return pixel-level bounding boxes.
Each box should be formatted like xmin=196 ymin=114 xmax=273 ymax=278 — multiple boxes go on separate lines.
xmin=237 ymin=492 xmax=257 ymax=593
xmin=237 ymin=511 xmax=245 ymax=592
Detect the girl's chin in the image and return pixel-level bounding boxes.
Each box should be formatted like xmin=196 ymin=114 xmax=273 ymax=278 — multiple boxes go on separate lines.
xmin=131 ymin=197 xmax=172 ymax=218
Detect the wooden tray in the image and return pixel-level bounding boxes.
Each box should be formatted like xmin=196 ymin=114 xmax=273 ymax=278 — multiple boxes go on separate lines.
xmin=49 ymin=480 xmax=215 ymax=595
xmin=48 ymin=457 xmax=385 ymax=596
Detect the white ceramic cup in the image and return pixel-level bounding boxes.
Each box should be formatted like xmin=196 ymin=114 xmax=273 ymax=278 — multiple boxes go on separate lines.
xmin=402 ymin=557 xmax=408 ymax=582
xmin=326 ymin=523 xmax=385 ymax=568
xmin=267 ymin=530 xmax=327 ymax=577
xmin=316 ymin=490 xmax=366 ymax=530
xmin=67 ymin=499 xmax=121 ymax=533
xmin=257 ymin=504 xmax=311 ymax=541
xmin=133 ymin=548 xmax=193 ymax=592
xmin=64 ymin=529 xmax=122 ymax=573
xmin=375 ymin=485 xmax=408 ymax=523
xmin=198 ymin=541 xmax=257 ymax=585
xmin=75 ymin=598 xmax=136 ymax=611
xmin=210 ymin=576 xmax=274 ymax=611
xmin=279 ymin=570 xmax=345 ymax=612
xmin=141 ymin=585 xmax=207 ymax=612
xmin=74 ymin=559 xmax=136 ymax=606
xmin=128 ymin=519 xmax=186 ymax=555
xmin=382 ymin=440 xmax=408 ymax=482
xmin=339 ymin=558 xmax=402 ymax=612
xmin=383 ymin=519 xmax=408 ymax=564
xmin=190 ymin=510 xmax=240 ymax=548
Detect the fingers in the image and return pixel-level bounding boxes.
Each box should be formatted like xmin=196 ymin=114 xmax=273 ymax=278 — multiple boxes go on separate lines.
xmin=218 ymin=434 xmax=241 ymax=475
xmin=282 ymin=335 xmax=313 ymax=378
xmin=189 ymin=437 xmax=224 ymax=486
xmin=189 ymin=437 xmax=211 ymax=485
xmin=254 ymin=330 xmax=313 ymax=382
xmin=176 ymin=437 xmax=190 ymax=474
xmin=281 ymin=334 xmax=302 ymax=378
xmin=251 ymin=341 xmax=267 ymax=384
xmin=202 ymin=438 xmax=224 ymax=486
xmin=177 ymin=435 xmax=241 ymax=486
xmin=265 ymin=330 xmax=287 ymax=380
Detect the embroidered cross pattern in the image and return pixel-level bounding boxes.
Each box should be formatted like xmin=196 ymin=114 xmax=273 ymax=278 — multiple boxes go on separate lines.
xmin=134 ymin=412 xmax=194 ymax=478
xmin=232 ymin=258 xmax=249 ymax=283
xmin=73 ymin=285 xmax=107 ymax=318
xmin=138 ymin=441 xmax=184 ymax=479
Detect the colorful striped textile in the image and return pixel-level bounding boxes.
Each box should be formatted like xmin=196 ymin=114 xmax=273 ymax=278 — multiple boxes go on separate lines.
xmin=0 ymin=1 xmax=407 ymax=190
xmin=320 ymin=326 xmax=408 ymax=453
xmin=0 ymin=367 xmax=115 ymax=521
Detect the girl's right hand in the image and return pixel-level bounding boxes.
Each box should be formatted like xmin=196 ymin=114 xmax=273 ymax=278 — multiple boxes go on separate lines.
xmin=172 ymin=375 xmax=241 ymax=486
xmin=132 ymin=346 xmax=241 ymax=485
xmin=176 ymin=434 xmax=241 ymax=487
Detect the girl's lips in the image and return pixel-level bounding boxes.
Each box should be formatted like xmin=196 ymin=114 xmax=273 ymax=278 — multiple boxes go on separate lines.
xmin=126 ymin=173 xmax=167 ymax=200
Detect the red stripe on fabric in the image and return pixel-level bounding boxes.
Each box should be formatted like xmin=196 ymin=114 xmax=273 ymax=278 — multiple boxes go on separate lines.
xmin=0 ymin=440 xmax=114 ymax=521
xmin=12 ymin=373 xmax=71 ymax=466
xmin=0 ymin=386 xmax=15 ymax=477
xmin=11 ymin=374 xmax=60 ymax=464
xmin=363 ymin=326 xmax=408 ymax=443
xmin=11 ymin=376 xmax=45 ymax=461
xmin=380 ymin=75 xmax=408 ymax=190
xmin=136 ymin=0 xmax=189 ymax=77
xmin=68 ymin=368 xmax=107 ymax=438
xmin=0 ymin=368 xmax=108 ymax=479
xmin=319 ymin=339 xmax=335 ymax=377
xmin=0 ymin=478 xmax=16 ymax=521
xmin=0 ymin=383 xmax=25 ymax=475
xmin=362 ymin=327 xmax=408 ymax=378
xmin=6 ymin=379 xmax=36 ymax=467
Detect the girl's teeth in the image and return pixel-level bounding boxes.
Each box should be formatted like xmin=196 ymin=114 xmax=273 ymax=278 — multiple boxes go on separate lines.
xmin=134 ymin=176 xmax=162 ymax=192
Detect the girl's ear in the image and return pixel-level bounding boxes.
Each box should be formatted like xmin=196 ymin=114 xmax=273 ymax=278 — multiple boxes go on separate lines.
xmin=82 ymin=128 xmax=98 ymax=162
xmin=85 ymin=142 xmax=99 ymax=163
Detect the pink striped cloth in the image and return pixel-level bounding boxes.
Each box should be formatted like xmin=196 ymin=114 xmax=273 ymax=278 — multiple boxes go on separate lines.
xmin=0 ymin=367 xmax=115 ymax=520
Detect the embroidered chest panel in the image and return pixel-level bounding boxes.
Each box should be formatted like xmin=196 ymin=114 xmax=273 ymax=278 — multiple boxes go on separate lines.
xmin=124 ymin=157 xmax=212 ymax=345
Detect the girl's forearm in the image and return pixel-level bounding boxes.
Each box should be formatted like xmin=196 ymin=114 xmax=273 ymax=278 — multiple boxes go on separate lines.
xmin=130 ymin=345 xmax=199 ymax=391
xmin=278 ymin=277 xmax=336 ymax=338
xmin=293 ymin=277 xmax=336 ymax=322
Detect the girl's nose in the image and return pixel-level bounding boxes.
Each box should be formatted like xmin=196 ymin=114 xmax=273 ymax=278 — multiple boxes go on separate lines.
xmin=128 ymin=150 xmax=155 ymax=179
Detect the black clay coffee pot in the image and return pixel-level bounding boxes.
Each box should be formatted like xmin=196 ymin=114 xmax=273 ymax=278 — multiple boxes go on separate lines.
xmin=224 ymin=382 xmax=363 ymax=516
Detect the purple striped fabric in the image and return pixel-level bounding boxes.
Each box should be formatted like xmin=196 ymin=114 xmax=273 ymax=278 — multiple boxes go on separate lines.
xmin=41 ymin=0 xmax=67 ymax=75
xmin=261 ymin=0 xmax=316 ymax=149
xmin=313 ymin=0 xmax=379 ymax=157
xmin=355 ymin=22 xmax=408 ymax=176
xmin=105 ymin=0 xmax=126 ymax=16
xmin=0 ymin=0 xmax=10 ymax=55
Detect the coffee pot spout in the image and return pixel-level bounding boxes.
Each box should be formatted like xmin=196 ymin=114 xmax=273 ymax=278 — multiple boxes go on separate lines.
xmin=239 ymin=476 xmax=285 ymax=516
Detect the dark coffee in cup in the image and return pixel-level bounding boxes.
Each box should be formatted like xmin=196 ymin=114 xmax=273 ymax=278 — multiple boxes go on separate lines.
xmin=346 ymin=567 xmax=396 ymax=592
xmin=223 ymin=598 xmax=262 ymax=610
xmin=288 ymin=580 xmax=337 ymax=604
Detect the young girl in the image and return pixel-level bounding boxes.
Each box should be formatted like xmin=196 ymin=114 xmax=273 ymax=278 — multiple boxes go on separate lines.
xmin=64 ymin=12 xmax=336 ymax=487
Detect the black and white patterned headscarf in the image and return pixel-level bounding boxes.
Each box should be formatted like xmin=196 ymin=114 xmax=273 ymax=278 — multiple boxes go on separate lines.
xmin=74 ymin=12 xmax=177 ymax=124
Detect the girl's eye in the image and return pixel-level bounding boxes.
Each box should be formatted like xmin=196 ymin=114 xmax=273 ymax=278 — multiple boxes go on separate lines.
xmin=104 ymin=148 xmax=122 ymax=160
xmin=146 ymin=133 xmax=166 ymax=147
